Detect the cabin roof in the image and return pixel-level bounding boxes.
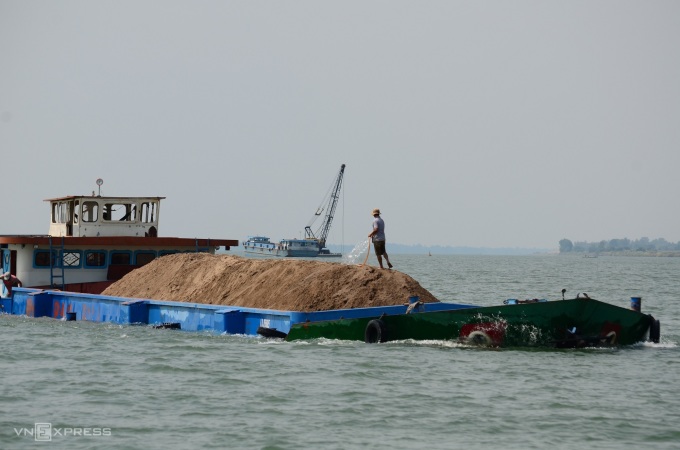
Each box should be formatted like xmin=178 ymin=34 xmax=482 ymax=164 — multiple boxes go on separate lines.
xmin=44 ymin=195 xmax=166 ymax=202
xmin=0 ymin=235 xmax=238 ymax=247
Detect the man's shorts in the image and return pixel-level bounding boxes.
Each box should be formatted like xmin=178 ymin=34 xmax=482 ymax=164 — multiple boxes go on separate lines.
xmin=373 ymin=240 xmax=386 ymax=256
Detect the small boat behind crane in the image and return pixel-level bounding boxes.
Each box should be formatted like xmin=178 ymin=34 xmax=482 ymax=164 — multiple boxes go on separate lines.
xmin=244 ymin=164 xmax=345 ymax=258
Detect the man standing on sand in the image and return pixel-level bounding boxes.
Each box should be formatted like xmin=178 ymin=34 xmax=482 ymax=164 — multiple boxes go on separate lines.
xmin=368 ymin=208 xmax=393 ymax=270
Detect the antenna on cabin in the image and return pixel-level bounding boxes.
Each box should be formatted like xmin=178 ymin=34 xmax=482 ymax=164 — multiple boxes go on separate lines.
xmin=96 ymin=178 xmax=103 ymax=197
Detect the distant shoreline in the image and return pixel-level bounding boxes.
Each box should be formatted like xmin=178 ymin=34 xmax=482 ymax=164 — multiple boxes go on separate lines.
xmin=326 ymin=243 xmax=552 ymax=256
xmin=566 ymin=251 xmax=680 ymax=257
xmin=236 ymin=245 xmax=680 ymax=257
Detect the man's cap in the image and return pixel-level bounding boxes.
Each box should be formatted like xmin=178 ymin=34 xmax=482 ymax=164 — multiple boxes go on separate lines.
xmin=372 ymin=208 xmax=381 ymax=216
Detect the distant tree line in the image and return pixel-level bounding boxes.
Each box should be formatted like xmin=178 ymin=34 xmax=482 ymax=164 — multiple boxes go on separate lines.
xmin=327 ymin=243 xmax=546 ymax=255
xmin=559 ymin=237 xmax=680 ymax=253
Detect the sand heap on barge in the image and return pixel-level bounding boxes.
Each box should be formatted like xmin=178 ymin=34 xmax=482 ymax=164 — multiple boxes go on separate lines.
xmin=102 ymin=253 xmax=439 ymax=312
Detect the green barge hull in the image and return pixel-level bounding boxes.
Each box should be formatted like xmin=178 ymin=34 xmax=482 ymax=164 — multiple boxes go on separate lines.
xmin=286 ymin=298 xmax=660 ymax=347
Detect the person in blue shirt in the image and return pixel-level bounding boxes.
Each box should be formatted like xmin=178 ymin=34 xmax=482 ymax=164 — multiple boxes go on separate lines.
xmin=368 ymin=208 xmax=393 ymax=270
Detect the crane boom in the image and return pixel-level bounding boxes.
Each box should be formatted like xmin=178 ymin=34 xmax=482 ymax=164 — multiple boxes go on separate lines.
xmin=304 ymin=164 xmax=345 ymax=251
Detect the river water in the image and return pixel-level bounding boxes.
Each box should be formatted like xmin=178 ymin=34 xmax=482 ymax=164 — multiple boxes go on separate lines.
xmin=1 ymin=254 xmax=679 ymax=449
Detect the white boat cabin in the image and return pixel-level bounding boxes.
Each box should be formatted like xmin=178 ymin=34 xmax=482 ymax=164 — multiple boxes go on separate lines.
xmin=1 ymin=194 xmax=238 ymax=296
xmin=47 ymin=195 xmax=163 ymax=238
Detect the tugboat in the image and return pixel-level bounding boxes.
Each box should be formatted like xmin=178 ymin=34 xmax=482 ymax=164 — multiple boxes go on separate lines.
xmin=0 ymin=179 xmax=238 ymax=296
xmin=244 ymin=164 xmax=345 ymax=258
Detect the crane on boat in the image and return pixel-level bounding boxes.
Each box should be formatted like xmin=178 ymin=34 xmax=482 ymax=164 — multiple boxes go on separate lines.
xmin=304 ymin=164 xmax=345 ymax=255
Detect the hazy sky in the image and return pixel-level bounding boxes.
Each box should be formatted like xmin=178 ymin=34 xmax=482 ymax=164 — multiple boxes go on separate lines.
xmin=2 ymin=1 xmax=679 ymax=249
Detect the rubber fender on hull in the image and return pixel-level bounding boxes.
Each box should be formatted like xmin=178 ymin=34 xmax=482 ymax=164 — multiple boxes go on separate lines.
xmin=153 ymin=322 xmax=181 ymax=330
xmin=257 ymin=326 xmax=287 ymax=339
xmin=649 ymin=317 xmax=661 ymax=343
xmin=364 ymin=319 xmax=388 ymax=343
xmin=603 ymin=331 xmax=617 ymax=345
xmin=466 ymin=330 xmax=492 ymax=346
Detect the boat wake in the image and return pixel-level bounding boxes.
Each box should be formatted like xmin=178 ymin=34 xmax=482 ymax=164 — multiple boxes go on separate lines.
xmin=638 ymin=340 xmax=677 ymax=349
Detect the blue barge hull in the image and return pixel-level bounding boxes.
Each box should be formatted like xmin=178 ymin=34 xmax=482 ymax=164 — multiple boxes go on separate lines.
xmin=1 ymin=288 xmax=476 ymax=337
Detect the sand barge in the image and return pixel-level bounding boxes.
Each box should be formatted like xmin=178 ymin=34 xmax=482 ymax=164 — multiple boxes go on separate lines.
xmin=102 ymin=253 xmax=440 ymax=312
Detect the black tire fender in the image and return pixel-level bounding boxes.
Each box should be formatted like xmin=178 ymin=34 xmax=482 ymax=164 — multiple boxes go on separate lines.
xmin=257 ymin=326 xmax=288 ymax=339
xmin=603 ymin=330 xmax=617 ymax=345
xmin=466 ymin=330 xmax=492 ymax=346
xmin=364 ymin=319 xmax=388 ymax=343
xmin=649 ymin=318 xmax=661 ymax=343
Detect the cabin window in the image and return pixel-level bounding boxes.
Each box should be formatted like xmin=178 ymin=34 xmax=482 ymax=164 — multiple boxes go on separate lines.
xmin=140 ymin=202 xmax=157 ymax=223
xmin=135 ymin=251 xmax=156 ymax=266
xmin=62 ymin=251 xmax=82 ymax=268
xmin=34 ymin=250 xmax=57 ymax=267
xmin=73 ymin=200 xmax=80 ymax=224
xmin=110 ymin=251 xmax=132 ymax=265
xmin=51 ymin=201 xmax=71 ymax=224
xmin=82 ymin=201 xmax=99 ymax=223
xmin=103 ymin=202 xmax=135 ymax=222
xmin=85 ymin=251 xmax=107 ymax=267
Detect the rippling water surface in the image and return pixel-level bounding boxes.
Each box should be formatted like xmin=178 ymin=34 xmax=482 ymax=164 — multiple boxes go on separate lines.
xmin=2 ymin=254 xmax=679 ymax=449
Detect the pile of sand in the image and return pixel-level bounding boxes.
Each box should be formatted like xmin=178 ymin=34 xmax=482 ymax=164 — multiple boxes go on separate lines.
xmin=102 ymin=253 xmax=439 ymax=311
